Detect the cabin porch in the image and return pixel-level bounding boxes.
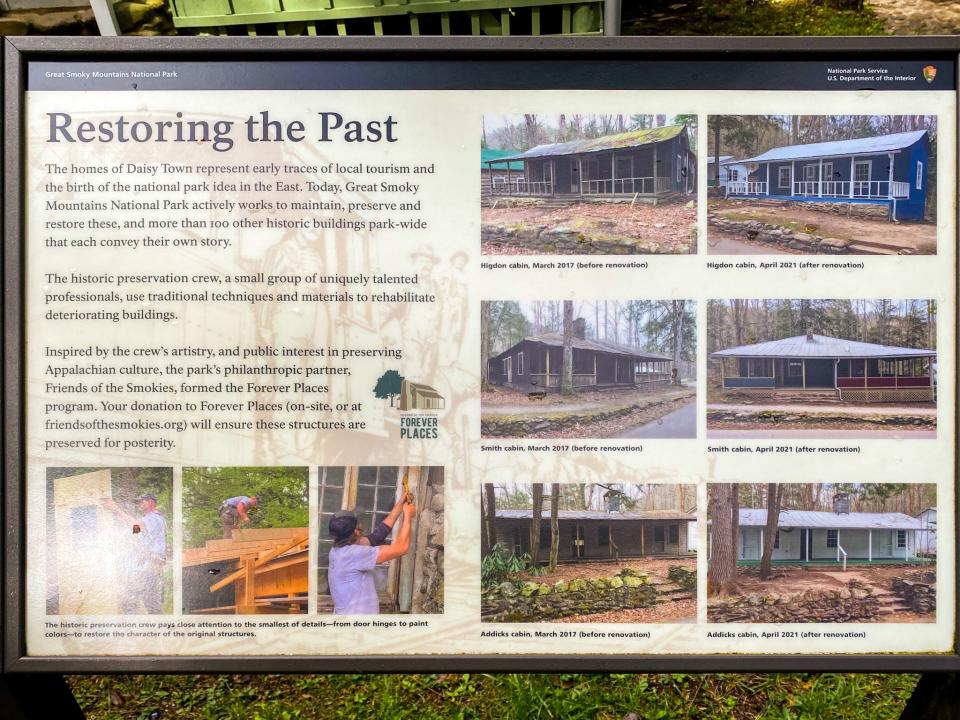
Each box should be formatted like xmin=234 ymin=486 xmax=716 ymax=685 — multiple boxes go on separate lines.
xmin=718 ymin=356 xmax=933 ymax=400
xmin=486 ymin=143 xmax=684 ymax=198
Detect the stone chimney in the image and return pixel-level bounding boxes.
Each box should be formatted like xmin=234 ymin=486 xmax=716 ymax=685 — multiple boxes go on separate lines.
xmin=572 ymin=317 xmax=587 ymax=340
xmin=833 ymin=492 xmax=850 ymax=515
xmin=806 ymin=328 xmax=814 ymax=342
xmin=604 ymin=490 xmax=623 ymax=513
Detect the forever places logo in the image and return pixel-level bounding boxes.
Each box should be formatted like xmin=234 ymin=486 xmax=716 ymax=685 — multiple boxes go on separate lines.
xmin=373 ymin=369 xmax=445 ymax=439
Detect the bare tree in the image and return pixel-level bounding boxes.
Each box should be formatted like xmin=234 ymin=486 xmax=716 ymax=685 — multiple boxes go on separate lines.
xmin=529 ymin=483 xmax=543 ymax=565
xmin=483 ymin=483 xmax=498 ymax=556
xmin=561 ymin=300 xmax=574 ymax=396
xmin=708 ymin=484 xmax=738 ymax=596
xmin=480 ymin=302 xmax=491 ymax=392
xmin=549 ymin=484 xmax=560 ymax=572
xmin=759 ymin=483 xmax=783 ymax=581
xmin=672 ymin=300 xmax=685 ymax=384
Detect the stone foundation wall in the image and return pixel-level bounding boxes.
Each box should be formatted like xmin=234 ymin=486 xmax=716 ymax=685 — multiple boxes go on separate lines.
xmin=481 ymin=224 xmax=671 ymax=255
xmin=481 ymin=403 xmax=642 ymax=438
xmin=668 ymin=565 xmax=697 ymax=592
xmin=892 ymin=576 xmax=935 ymax=614
xmin=723 ymin=198 xmax=889 ymax=220
xmin=411 ymin=467 xmax=444 ymax=614
xmin=707 ymin=408 xmax=936 ymax=429
xmin=481 ymin=569 xmax=658 ymax=622
xmin=709 ymin=215 xmax=856 ymax=254
xmin=709 ymin=580 xmax=880 ymax=623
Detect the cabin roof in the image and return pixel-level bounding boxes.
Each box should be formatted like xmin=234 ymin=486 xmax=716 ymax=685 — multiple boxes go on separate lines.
xmin=738 ymin=508 xmax=924 ymax=531
xmin=710 ymin=333 xmax=936 ymax=360
xmin=496 ymin=332 xmax=673 ymax=361
xmin=495 ymin=125 xmax=686 ymax=162
xmin=739 ymin=130 xmax=928 ymax=164
xmin=707 ymin=155 xmax=735 ymax=164
xmin=497 ymin=509 xmax=696 ymax=521
xmin=481 ymin=147 xmax=524 ymax=170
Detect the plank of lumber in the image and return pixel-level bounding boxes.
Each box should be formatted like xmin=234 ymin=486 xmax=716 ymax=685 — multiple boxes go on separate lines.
xmin=208 ymin=538 xmax=309 ymax=592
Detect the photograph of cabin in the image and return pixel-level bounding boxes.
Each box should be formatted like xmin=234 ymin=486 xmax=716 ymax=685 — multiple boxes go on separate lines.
xmin=46 ymin=467 xmax=173 ymax=615
xmin=707 ymin=115 xmax=937 ymax=255
xmin=707 ymin=299 xmax=937 ymax=439
xmin=481 ymin=482 xmax=697 ymax=623
xmin=482 ymin=299 xmax=696 ymax=439
xmin=481 ymin=114 xmax=697 ymax=255
xmin=182 ymin=467 xmax=309 ymax=615
xmin=708 ymin=483 xmax=936 ymax=624
xmin=317 ymin=466 xmax=444 ymax=615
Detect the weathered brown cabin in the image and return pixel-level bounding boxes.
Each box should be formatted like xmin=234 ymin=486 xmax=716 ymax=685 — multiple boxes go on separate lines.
xmin=488 ymin=319 xmax=673 ymax=392
xmin=495 ymin=508 xmax=696 ymax=561
xmin=484 ymin=124 xmax=696 ymax=199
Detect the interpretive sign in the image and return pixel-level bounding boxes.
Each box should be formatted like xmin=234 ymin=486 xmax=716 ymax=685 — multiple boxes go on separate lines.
xmin=3 ymin=37 xmax=958 ymax=672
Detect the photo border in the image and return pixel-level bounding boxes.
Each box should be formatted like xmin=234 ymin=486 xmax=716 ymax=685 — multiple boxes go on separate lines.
xmin=3 ymin=35 xmax=958 ymax=673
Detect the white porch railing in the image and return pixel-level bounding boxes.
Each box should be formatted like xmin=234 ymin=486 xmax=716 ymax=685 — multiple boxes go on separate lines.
xmin=491 ymin=178 xmax=554 ymax=196
xmin=725 ymin=180 xmax=767 ymax=196
xmin=792 ymin=180 xmax=910 ymax=199
xmin=727 ymin=178 xmax=912 ymax=200
xmin=580 ymin=176 xmax=672 ymax=196
xmin=837 ymin=543 xmax=847 ymax=572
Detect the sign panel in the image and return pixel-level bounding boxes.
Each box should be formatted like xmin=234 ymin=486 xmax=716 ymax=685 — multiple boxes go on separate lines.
xmin=4 ymin=37 xmax=958 ymax=671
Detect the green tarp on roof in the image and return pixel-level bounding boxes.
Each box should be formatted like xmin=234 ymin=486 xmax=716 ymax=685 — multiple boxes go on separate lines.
xmin=481 ymin=148 xmax=524 ymax=170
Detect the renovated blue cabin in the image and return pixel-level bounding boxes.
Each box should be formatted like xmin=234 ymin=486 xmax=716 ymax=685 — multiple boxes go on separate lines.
xmin=724 ymin=130 xmax=930 ymax=221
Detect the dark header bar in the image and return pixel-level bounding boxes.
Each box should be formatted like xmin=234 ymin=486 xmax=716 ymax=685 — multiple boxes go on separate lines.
xmin=28 ymin=58 xmax=954 ymax=92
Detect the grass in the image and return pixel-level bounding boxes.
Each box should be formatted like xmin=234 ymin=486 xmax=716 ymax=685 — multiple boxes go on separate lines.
xmin=66 ymin=673 xmax=918 ymax=719
xmin=622 ymin=0 xmax=887 ymax=36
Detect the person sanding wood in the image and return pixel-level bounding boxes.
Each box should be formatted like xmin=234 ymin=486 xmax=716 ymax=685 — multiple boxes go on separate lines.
xmin=327 ymin=492 xmax=416 ymax=614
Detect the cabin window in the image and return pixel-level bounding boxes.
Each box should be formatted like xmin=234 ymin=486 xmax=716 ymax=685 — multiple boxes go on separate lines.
xmin=517 ymin=352 xmax=524 ymax=376
xmin=787 ymin=361 xmax=802 ymax=378
xmin=502 ymin=357 xmax=511 ymax=376
xmin=822 ymin=162 xmax=834 ymax=181
xmin=852 ymin=359 xmax=866 ymax=378
xmin=854 ymin=160 xmax=871 ymax=184
xmin=916 ymin=161 xmax=923 ymax=190
xmin=728 ymin=168 xmax=739 ymax=182
xmin=676 ymin=155 xmax=682 ymax=183
xmin=778 ymin=167 xmax=790 ymax=189
xmin=598 ymin=525 xmax=610 ymax=547
xmin=897 ymin=530 xmax=907 ymax=548
xmin=668 ymin=524 xmax=679 ymax=545
xmin=746 ymin=358 xmax=773 ymax=377
xmin=837 ymin=359 xmax=850 ymax=377
xmin=826 ymin=529 xmax=838 ymax=548
xmin=774 ymin=530 xmax=780 ymax=549
xmin=803 ymin=164 xmax=817 ymax=182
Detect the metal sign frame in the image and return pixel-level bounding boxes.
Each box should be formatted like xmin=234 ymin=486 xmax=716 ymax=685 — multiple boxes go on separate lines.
xmin=3 ymin=35 xmax=959 ymax=673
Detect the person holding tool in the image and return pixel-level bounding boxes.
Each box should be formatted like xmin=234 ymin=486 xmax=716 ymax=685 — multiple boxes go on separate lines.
xmin=104 ymin=493 xmax=168 ymax=614
xmin=327 ymin=490 xmax=416 ymax=615
xmin=219 ymin=494 xmax=259 ymax=539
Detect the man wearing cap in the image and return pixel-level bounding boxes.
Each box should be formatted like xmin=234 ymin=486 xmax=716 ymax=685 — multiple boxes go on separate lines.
xmin=105 ymin=493 xmax=168 ymax=614
xmin=327 ymin=493 xmax=416 ymax=614
xmin=219 ymin=494 xmax=259 ymax=539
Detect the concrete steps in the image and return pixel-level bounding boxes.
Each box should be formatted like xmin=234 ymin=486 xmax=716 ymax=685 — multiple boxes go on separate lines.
xmin=847 ymin=238 xmax=906 ymax=256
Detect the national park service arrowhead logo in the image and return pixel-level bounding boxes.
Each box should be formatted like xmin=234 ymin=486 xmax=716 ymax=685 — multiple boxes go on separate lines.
xmin=922 ymin=65 xmax=937 ymax=84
